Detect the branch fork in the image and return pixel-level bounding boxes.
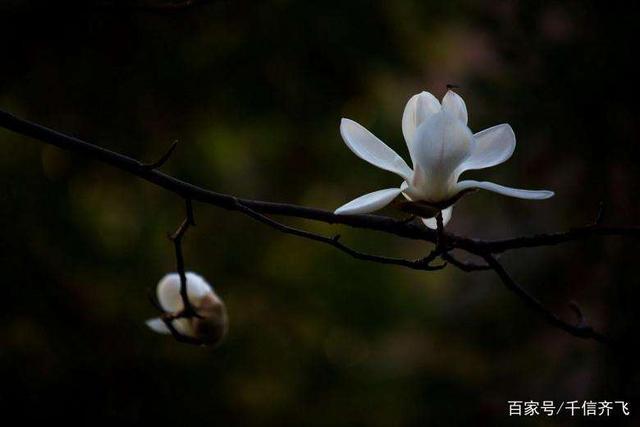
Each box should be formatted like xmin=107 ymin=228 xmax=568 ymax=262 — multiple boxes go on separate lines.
xmin=149 ymin=198 xmax=207 ymax=344
xmin=1 ymin=109 xmax=635 ymax=346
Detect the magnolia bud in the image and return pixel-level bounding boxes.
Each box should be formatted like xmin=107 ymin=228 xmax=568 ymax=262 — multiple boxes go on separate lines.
xmin=190 ymin=292 xmax=228 ymax=344
xmin=146 ymin=272 xmax=228 ymax=345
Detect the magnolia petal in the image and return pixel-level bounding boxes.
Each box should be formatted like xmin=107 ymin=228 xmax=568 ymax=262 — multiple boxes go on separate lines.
xmin=423 ymin=206 xmax=453 ymax=229
xmin=412 ymin=112 xmax=473 ymax=201
xmin=146 ymin=318 xmax=171 ymax=335
xmin=458 ymin=124 xmax=516 ymax=173
xmin=335 ymin=187 xmax=403 ymax=215
xmin=340 ymin=118 xmax=413 ymax=180
xmin=147 ymin=317 xmax=195 ymax=337
xmin=402 ymin=91 xmax=441 ymax=161
xmin=157 ymin=272 xmax=213 ymax=313
xmin=457 ymin=180 xmax=555 ymax=200
xmin=151 ymin=318 xmax=195 ymax=338
xmin=441 ymin=90 xmax=468 ymax=124
xmin=174 ymin=318 xmax=196 ymax=337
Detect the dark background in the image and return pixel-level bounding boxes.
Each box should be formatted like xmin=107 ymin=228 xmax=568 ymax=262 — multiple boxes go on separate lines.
xmin=1 ymin=0 xmax=638 ymax=425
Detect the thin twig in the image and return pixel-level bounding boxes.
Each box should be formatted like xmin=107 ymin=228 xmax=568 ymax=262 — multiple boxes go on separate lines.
xmin=465 ymin=225 xmax=640 ymax=254
xmin=3 ymin=110 xmax=638 ymax=256
xmin=0 ymin=110 xmax=437 ymax=243
xmin=169 ymin=198 xmax=200 ymax=318
xmin=161 ymin=317 xmax=204 ymax=345
xmin=481 ymin=253 xmax=613 ymax=345
xmin=232 ymin=200 xmax=447 ymax=271
xmin=440 ymin=252 xmax=491 ymax=272
xmin=148 ymin=281 xmax=203 ymax=345
xmin=141 ymin=140 xmax=178 ymax=171
xmin=1 ymin=109 xmax=636 ymax=345
xmin=160 ymin=198 xmax=208 ymax=345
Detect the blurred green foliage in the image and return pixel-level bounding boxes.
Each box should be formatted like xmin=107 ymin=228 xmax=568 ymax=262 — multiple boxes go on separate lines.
xmin=1 ymin=0 xmax=639 ymax=425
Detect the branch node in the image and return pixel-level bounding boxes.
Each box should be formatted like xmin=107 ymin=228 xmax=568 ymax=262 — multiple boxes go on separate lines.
xmin=2 ymin=108 xmax=634 ymax=346
xmin=141 ymin=140 xmax=178 ymax=171
xmin=440 ymin=252 xmax=491 ymax=272
xmin=483 ymin=253 xmax=612 ymax=345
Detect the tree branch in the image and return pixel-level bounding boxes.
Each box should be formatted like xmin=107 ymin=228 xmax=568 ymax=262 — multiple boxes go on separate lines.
xmin=169 ymin=198 xmax=199 ymax=318
xmin=440 ymin=252 xmax=491 ymax=272
xmin=146 ymin=198 xmax=208 ymax=345
xmin=1 ymin=108 xmax=635 ymax=345
xmin=2 ymin=110 xmax=637 ymax=256
xmin=141 ymin=139 xmax=178 ymax=171
xmin=232 ymin=200 xmax=447 ymax=271
xmin=0 ymin=110 xmax=436 ymax=243
xmin=469 ymin=225 xmax=640 ymax=254
xmin=481 ymin=253 xmax=613 ymax=345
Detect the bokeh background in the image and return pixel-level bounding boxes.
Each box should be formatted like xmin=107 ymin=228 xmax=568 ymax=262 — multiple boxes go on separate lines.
xmin=1 ymin=1 xmax=639 ymax=425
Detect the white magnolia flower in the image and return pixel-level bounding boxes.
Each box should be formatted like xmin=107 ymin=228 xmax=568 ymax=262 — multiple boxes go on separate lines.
xmin=334 ymin=90 xmax=554 ymax=227
xmin=146 ymin=272 xmax=228 ymax=345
